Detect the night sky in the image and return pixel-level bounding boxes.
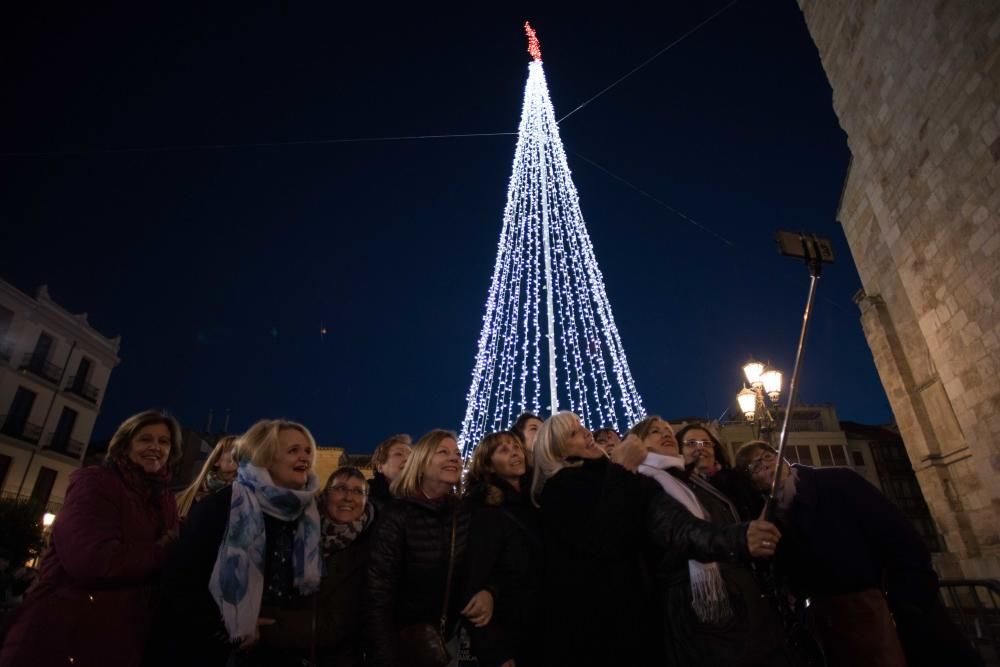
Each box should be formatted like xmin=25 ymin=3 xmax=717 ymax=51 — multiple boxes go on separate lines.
xmin=1 ymin=2 xmax=889 ymax=452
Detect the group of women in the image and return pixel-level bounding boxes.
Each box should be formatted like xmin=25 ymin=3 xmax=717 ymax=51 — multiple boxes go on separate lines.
xmin=0 ymin=407 xmax=904 ymax=667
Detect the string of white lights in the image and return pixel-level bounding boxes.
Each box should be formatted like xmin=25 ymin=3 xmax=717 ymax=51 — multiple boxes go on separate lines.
xmin=459 ymin=54 xmax=646 ymax=456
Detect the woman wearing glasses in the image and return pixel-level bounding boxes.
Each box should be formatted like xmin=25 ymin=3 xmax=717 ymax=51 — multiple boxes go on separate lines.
xmin=736 ymin=440 xmax=979 ymax=667
xmin=676 ymin=423 xmax=765 ymax=522
xmin=630 ymin=417 xmax=791 ymax=667
xmin=274 ymin=466 xmax=375 ymax=666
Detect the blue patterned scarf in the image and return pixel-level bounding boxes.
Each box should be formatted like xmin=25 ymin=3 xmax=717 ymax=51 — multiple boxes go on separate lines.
xmin=208 ymin=462 xmax=322 ymax=640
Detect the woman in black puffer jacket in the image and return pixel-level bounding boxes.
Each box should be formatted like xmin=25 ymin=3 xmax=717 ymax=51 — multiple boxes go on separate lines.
xmin=365 ymin=429 xmax=509 ymax=667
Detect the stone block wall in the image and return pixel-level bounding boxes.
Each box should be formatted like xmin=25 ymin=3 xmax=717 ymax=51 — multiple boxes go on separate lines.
xmin=798 ymin=0 xmax=1000 ymax=578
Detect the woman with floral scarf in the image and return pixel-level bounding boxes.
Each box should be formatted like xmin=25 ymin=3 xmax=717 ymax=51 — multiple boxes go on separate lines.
xmin=148 ymin=418 xmax=322 ymax=667
xmin=175 ymin=435 xmax=239 ymax=520
xmin=0 ymin=410 xmax=181 ymax=667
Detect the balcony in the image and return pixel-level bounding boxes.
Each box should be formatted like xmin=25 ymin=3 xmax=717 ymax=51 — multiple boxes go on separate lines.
xmin=64 ymin=375 xmax=100 ymax=404
xmin=0 ymin=490 xmax=63 ymax=515
xmin=45 ymin=432 xmax=86 ymax=457
xmin=19 ymin=353 xmax=63 ymax=384
xmin=0 ymin=414 xmax=43 ymax=444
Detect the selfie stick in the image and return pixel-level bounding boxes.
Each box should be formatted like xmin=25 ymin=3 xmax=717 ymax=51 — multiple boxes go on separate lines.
xmin=763 ymin=231 xmax=834 ymax=519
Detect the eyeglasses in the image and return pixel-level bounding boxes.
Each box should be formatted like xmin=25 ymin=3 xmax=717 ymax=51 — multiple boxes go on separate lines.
xmin=682 ymin=439 xmax=714 ymax=449
xmin=330 ymin=485 xmax=366 ymax=497
xmin=746 ymin=452 xmax=777 ymax=474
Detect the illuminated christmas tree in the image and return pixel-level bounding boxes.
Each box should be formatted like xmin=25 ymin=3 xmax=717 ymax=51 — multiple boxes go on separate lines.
xmin=458 ymin=23 xmax=645 ymax=456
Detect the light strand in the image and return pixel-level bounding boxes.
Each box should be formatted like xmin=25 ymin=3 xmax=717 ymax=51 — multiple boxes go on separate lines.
xmin=459 ymin=58 xmax=646 ymax=455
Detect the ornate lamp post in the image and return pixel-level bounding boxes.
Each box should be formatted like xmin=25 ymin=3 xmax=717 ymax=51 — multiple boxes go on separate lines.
xmin=736 ymin=359 xmax=783 ymax=443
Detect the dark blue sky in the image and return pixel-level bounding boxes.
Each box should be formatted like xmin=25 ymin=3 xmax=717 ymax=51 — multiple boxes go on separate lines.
xmin=1 ymin=2 xmax=889 ymax=451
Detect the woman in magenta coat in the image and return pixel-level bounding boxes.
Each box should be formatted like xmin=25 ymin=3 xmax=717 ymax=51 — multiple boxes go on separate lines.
xmin=0 ymin=410 xmax=182 ymax=667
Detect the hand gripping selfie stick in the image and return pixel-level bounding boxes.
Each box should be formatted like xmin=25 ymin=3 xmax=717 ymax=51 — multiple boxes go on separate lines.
xmin=763 ymin=231 xmax=835 ymax=520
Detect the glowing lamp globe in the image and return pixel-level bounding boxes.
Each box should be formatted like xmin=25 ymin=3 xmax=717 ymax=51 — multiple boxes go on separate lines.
xmin=737 ymin=387 xmax=757 ymax=421
xmin=761 ymin=368 xmax=783 ymax=402
xmin=43 ymin=512 xmax=56 ymax=528
xmin=742 ymin=360 xmax=765 ymax=389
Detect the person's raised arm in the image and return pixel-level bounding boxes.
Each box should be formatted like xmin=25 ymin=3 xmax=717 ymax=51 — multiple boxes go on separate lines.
xmin=646 ymin=491 xmax=780 ymax=563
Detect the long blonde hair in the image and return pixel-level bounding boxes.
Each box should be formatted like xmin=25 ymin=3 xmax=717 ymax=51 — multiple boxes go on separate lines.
xmin=531 ymin=411 xmax=585 ymax=506
xmin=176 ymin=435 xmax=238 ymax=519
xmin=390 ymin=429 xmax=458 ymax=498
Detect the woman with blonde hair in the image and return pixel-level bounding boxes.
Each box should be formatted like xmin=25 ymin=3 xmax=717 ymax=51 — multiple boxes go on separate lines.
xmin=0 ymin=410 xmax=182 ymax=667
xmin=531 ymin=411 xmax=779 ymax=666
xmin=175 ymin=435 xmax=239 ymax=520
xmin=150 ymin=419 xmax=322 ymax=666
xmin=367 ymin=429 xmax=509 ymax=667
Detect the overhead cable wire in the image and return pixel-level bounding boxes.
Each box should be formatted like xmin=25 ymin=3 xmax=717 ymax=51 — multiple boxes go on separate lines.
xmin=4 ymin=2 xmax=741 ymax=160
xmin=569 ymin=149 xmax=856 ymax=316
xmin=556 ymin=0 xmax=742 ymax=124
xmin=569 ymin=149 xmax=737 ymax=247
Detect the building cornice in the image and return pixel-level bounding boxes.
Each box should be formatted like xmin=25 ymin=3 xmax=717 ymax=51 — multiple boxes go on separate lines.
xmin=1 ymin=280 xmax=121 ymax=368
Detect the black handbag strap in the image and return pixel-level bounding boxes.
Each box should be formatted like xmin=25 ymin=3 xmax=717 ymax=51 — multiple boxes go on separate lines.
xmin=439 ymin=504 xmax=459 ymax=637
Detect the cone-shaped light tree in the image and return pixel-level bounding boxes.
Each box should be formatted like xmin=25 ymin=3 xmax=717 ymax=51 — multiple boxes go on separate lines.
xmin=458 ymin=23 xmax=645 ymax=456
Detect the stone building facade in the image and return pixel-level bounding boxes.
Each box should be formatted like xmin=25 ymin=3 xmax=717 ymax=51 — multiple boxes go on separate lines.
xmin=798 ymin=0 xmax=1000 ymax=578
xmin=0 ymin=279 xmax=120 ymax=513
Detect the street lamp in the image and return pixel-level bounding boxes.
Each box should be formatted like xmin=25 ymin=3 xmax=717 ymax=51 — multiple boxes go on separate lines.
xmin=42 ymin=512 xmax=56 ymax=529
xmin=737 ymin=387 xmax=757 ymax=420
xmin=736 ymin=358 xmax=783 ymax=441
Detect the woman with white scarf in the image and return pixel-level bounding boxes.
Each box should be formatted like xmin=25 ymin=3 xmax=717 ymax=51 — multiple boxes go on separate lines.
xmin=629 ymin=416 xmax=790 ymax=667
xmin=530 ymin=411 xmax=781 ymax=667
xmin=148 ymin=418 xmax=323 ymax=667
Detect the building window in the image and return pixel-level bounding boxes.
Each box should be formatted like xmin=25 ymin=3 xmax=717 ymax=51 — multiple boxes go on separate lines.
xmin=30 ymin=332 xmax=54 ymax=367
xmin=787 ymin=445 xmax=813 ymax=465
xmin=74 ymin=357 xmax=92 ymax=383
xmin=851 ymin=450 xmax=865 ymax=466
xmin=3 ymin=386 xmax=39 ymax=442
xmin=818 ymin=445 xmax=848 ymax=467
xmin=30 ymin=467 xmax=57 ymax=506
xmin=0 ymin=454 xmax=11 ymax=490
xmin=51 ymin=407 xmax=79 ymax=453
xmin=0 ymin=306 xmax=12 ymax=360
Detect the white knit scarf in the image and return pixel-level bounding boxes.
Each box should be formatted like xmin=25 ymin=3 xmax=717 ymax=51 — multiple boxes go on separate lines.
xmin=639 ymin=452 xmax=733 ymax=624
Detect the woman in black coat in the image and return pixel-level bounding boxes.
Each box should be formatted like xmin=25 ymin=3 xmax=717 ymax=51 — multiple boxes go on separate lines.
xmin=365 ymin=429 xmax=509 ymax=667
xmin=465 ymin=430 xmax=544 ymax=667
xmin=530 ymin=412 xmax=781 ymax=667
xmin=636 ymin=418 xmax=793 ymax=667
xmin=263 ymin=466 xmax=375 ymax=667
xmin=676 ymin=422 xmax=765 ymax=522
